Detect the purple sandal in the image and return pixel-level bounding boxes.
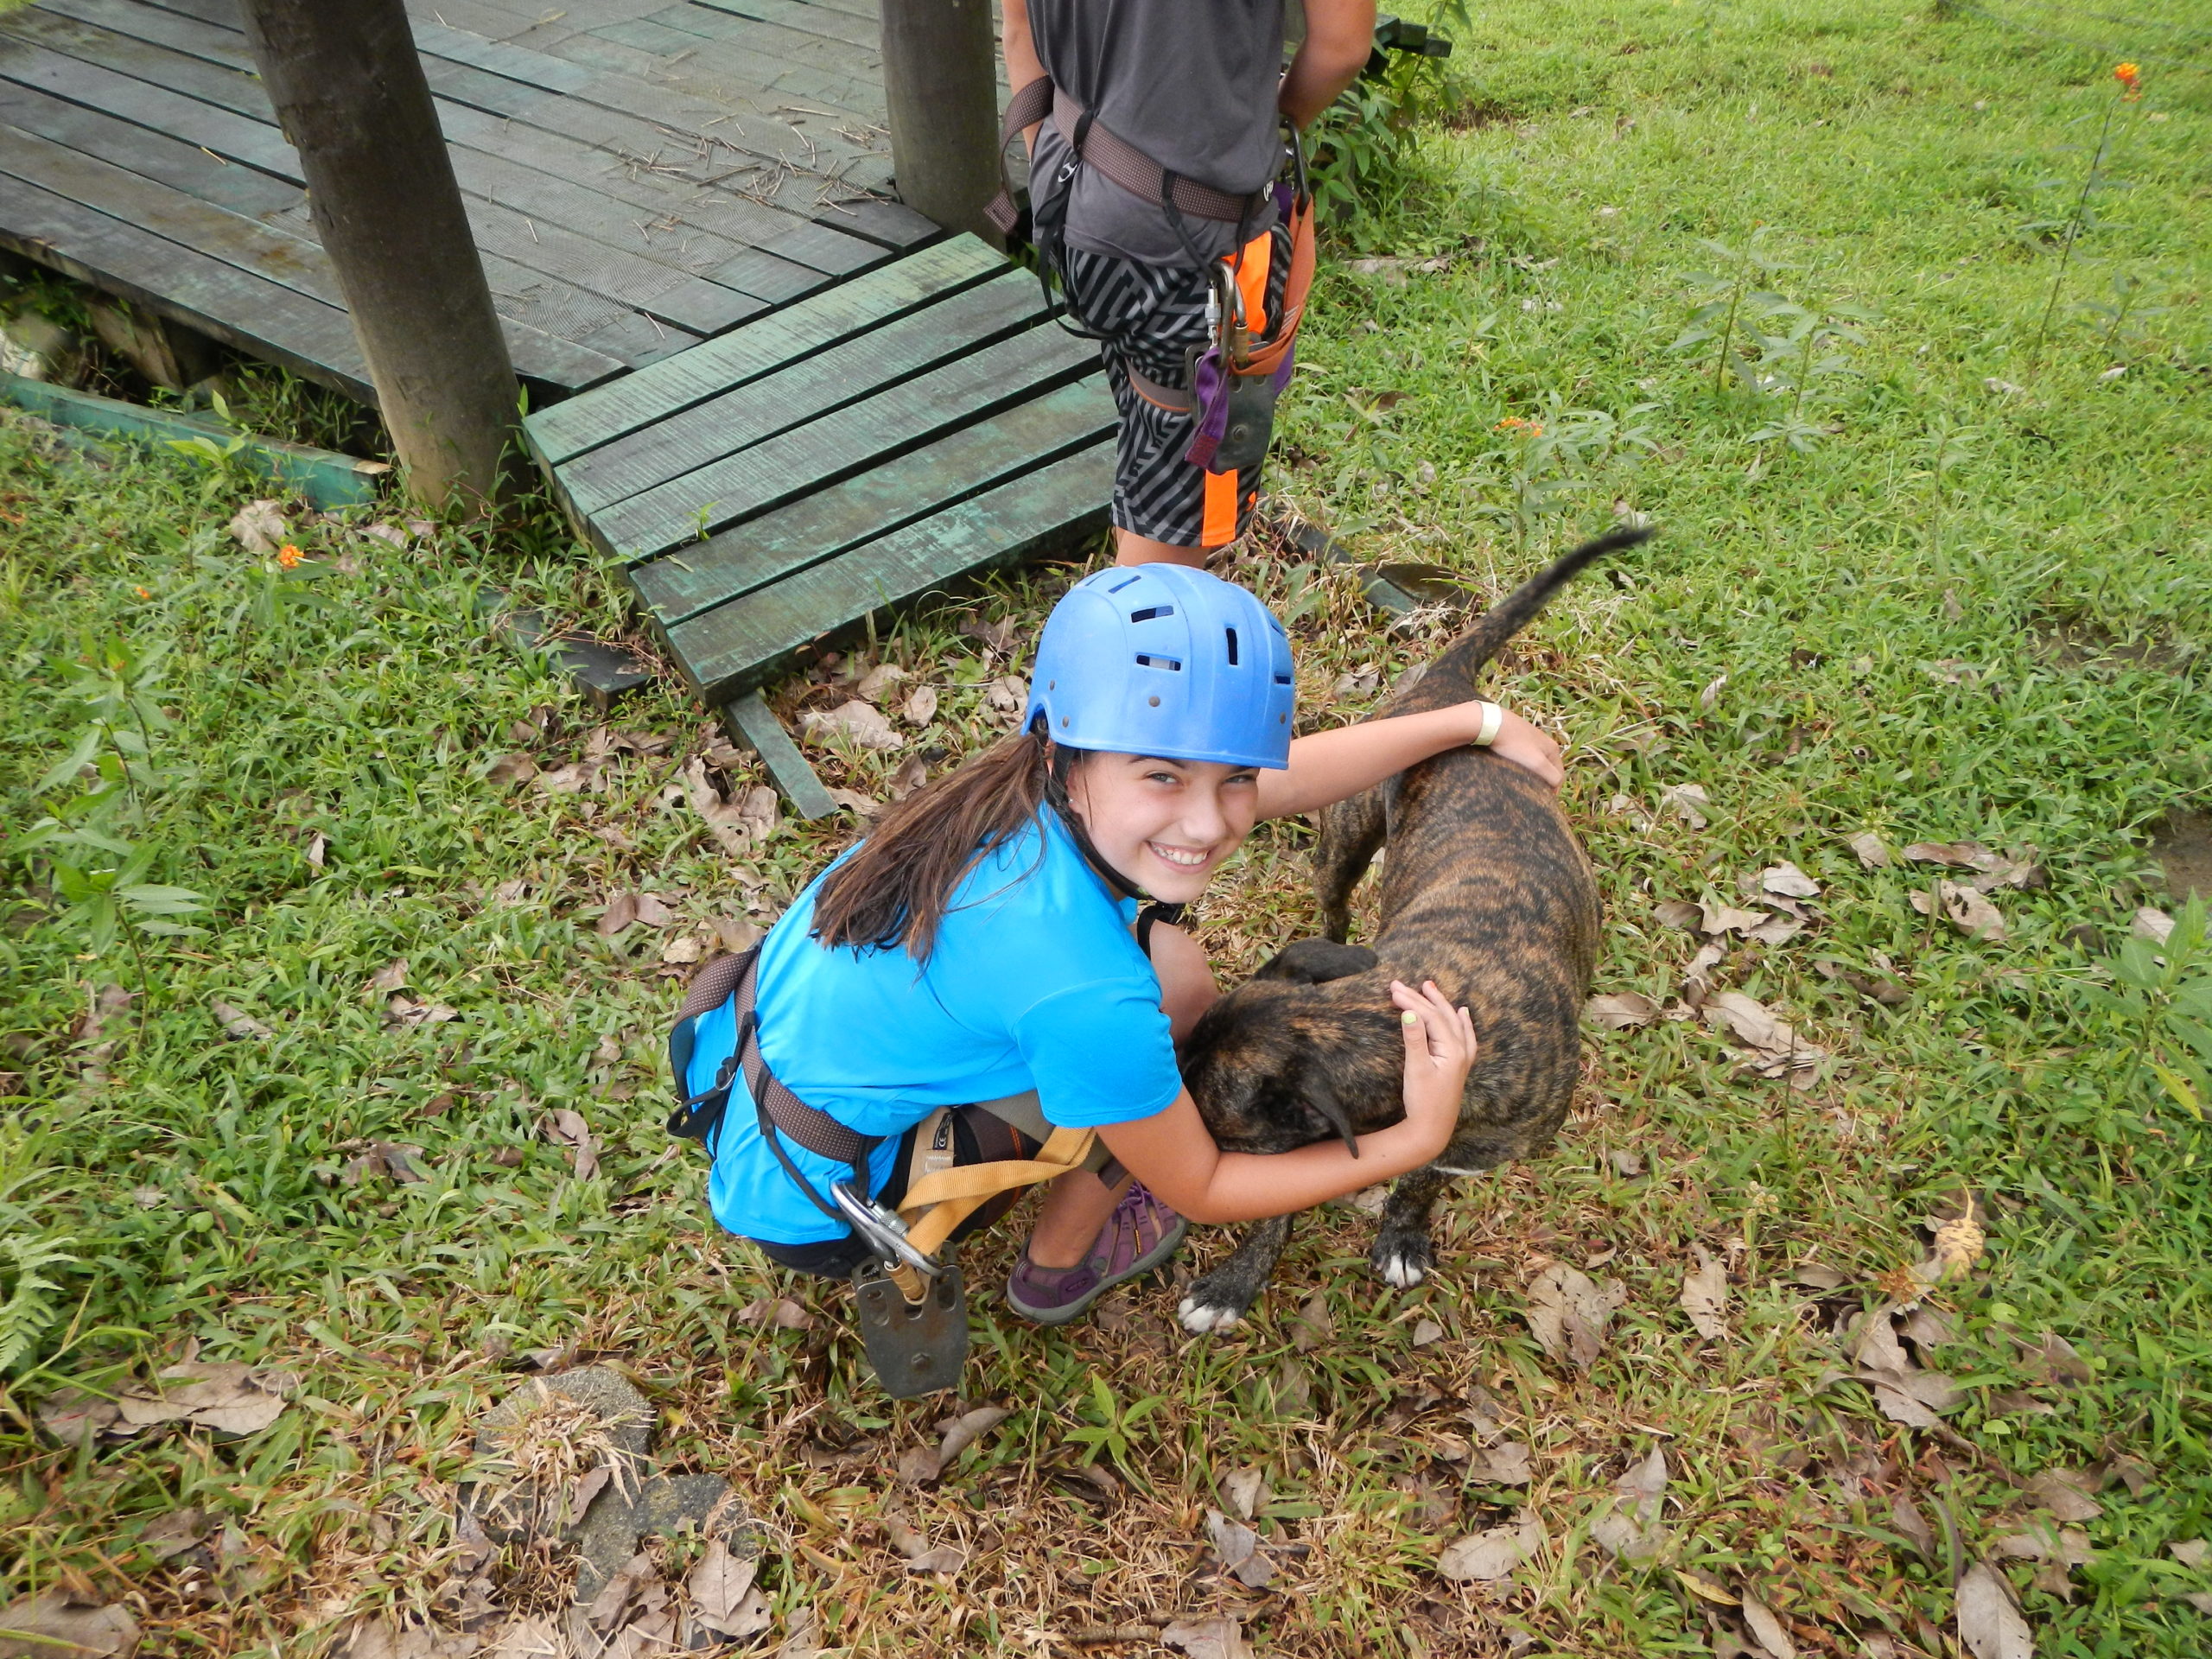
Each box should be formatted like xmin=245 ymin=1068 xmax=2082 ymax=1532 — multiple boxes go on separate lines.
xmin=1004 ymin=1180 xmax=1188 ymax=1326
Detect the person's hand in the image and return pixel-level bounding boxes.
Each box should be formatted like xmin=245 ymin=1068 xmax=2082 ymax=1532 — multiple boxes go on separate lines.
xmin=1474 ymin=703 xmax=1563 ymax=791
xmin=1393 ymin=978 xmax=1477 ymax=1159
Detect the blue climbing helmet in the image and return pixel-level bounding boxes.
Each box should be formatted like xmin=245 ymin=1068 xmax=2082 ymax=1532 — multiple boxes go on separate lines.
xmin=1026 ymin=564 xmax=1296 ymax=770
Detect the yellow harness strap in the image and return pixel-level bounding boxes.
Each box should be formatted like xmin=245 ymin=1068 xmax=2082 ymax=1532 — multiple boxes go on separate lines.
xmin=894 ymin=1124 xmax=1096 ymax=1261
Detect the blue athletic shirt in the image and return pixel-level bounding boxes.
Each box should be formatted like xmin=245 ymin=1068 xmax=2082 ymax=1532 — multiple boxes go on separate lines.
xmin=686 ymin=806 xmax=1185 ymax=1245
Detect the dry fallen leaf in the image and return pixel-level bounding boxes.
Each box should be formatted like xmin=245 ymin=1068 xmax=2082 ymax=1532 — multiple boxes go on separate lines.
xmin=111 ymin=1362 xmax=293 ymax=1437
xmin=1911 ymin=880 xmax=2007 ymax=942
xmin=685 ymin=1538 xmax=769 ymax=1639
xmin=1681 ymin=1243 xmax=1729 ymax=1341
xmin=367 ymin=959 xmax=410 ymax=994
xmin=855 ymin=662 xmax=906 ymax=702
xmin=1661 ymin=782 xmax=1711 ymax=829
xmin=1471 ymin=1440 xmax=1531 ymax=1486
xmin=1931 ymin=1201 xmax=1987 ymax=1280
xmin=1411 ymin=1318 xmax=1445 ymax=1348
xmin=1653 ymin=899 xmax=1703 ymax=931
xmin=902 ymin=684 xmax=938 ymax=726
xmin=1675 ymin=1567 xmax=1738 ymax=1606
xmin=1220 ymin=1465 xmax=1268 ymax=1522
xmin=486 ymin=753 xmax=537 ymax=787
xmin=681 ymin=757 xmax=756 ymax=858
xmin=1700 ymin=990 xmax=1825 ymax=1084
xmin=1761 ymin=862 xmax=1821 ymax=899
xmin=1592 ymin=995 xmax=1663 ymax=1035
xmin=899 ymin=1405 xmax=1008 ymax=1484
xmin=1291 ymin=1291 xmax=1334 ymax=1353
xmin=1160 ymin=1617 xmax=1253 ymax=1659
xmin=1204 ymin=1509 xmax=1273 ymax=1588
xmin=227 ymin=499 xmax=286 ymax=555
xmin=1700 ymin=899 xmax=1770 ymax=937
xmin=800 ymin=700 xmax=900 ymax=752
xmin=1739 ymin=1589 xmax=1798 ymax=1659
xmin=2025 ymin=1467 xmax=2102 ymax=1523
xmin=1956 ymin=1560 xmax=2032 ymax=1659
xmin=2168 ymin=1539 xmax=2209 ymax=1569
xmin=542 ymin=1110 xmax=600 ymax=1180
xmin=1524 ymin=1263 xmax=1621 ymax=1368
xmin=0 ymin=1593 xmax=140 ymax=1659
xmin=1847 ymin=831 xmax=1891 ymax=868
xmin=211 ymin=1000 xmax=273 ymax=1040
xmin=887 ymin=755 xmax=928 ymax=802
xmin=1890 ymin=1494 xmax=1937 ymax=1560
xmin=1436 ymin=1512 xmax=1543 ymax=1583
xmin=659 ymin=934 xmax=703 ymax=965
xmin=597 ymin=893 xmax=639 ymax=939
xmin=2133 ymin=906 xmax=2176 ymax=944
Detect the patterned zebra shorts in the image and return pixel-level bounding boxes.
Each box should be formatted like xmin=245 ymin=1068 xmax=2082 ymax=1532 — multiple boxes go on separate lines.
xmin=1059 ymin=223 xmax=1294 ymax=550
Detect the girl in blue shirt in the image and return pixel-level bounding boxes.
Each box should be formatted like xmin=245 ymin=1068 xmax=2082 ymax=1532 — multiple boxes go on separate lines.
xmin=683 ymin=563 xmax=1562 ymax=1325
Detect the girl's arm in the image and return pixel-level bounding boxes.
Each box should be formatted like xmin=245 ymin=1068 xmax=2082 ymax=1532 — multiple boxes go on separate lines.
xmin=1002 ymin=0 xmax=1045 ymax=151
xmin=1281 ymin=0 xmax=1378 ymax=129
xmin=1255 ymin=702 xmax=1563 ymax=820
xmin=1096 ymin=980 xmax=1476 ymax=1224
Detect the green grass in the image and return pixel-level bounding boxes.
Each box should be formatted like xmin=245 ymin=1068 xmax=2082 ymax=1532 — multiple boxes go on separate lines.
xmin=3 ymin=0 xmax=2211 ymax=1654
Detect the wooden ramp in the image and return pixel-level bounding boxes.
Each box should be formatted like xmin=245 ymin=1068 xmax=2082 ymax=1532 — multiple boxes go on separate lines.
xmin=524 ymin=233 xmax=1116 ymax=813
xmin=0 ymin=0 xmax=936 ymax=398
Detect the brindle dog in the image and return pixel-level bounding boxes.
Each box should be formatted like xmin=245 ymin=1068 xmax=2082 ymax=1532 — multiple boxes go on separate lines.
xmin=1175 ymin=527 xmax=1653 ymax=1332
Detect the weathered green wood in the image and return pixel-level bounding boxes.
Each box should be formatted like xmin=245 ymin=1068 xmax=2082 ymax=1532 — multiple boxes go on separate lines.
xmin=723 ymin=689 xmax=838 ymax=819
xmin=0 ymin=369 xmax=392 ymax=505
xmin=588 ymin=13 xmax=880 ymax=94
xmin=0 ymin=77 xmax=297 ymax=216
xmin=560 ymin=268 xmax=1049 ymax=516
xmin=35 ymin=0 xmax=256 ymax=73
xmin=665 ymin=443 xmax=1114 ymax=704
xmin=687 ymin=0 xmax=879 ymax=53
xmin=631 ymin=377 xmax=1115 ymax=626
xmin=0 ymin=169 xmax=374 ymax=396
xmin=788 ymin=0 xmax=882 ymax=22
xmin=7 ymin=8 xmax=264 ymax=115
xmin=521 ymin=235 xmax=1002 ymax=463
xmin=591 ymin=321 xmax=1096 ymax=560
xmin=431 ymin=99 xmax=884 ymax=276
xmin=0 ymin=35 xmax=298 ymax=175
xmin=0 ymin=118 xmax=631 ymax=387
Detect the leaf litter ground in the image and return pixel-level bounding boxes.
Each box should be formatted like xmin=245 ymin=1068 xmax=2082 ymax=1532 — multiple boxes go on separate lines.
xmin=5 ymin=0 xmax=2212 ymax=1653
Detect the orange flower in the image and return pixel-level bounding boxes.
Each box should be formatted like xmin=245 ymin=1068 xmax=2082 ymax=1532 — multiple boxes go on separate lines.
xmin=1495 ymin=416 xmax=1544 ymax=435
xmin=276 ymin=543 xmax=303 ymax=569
xmin=2114 ymin=61 xmax=2141 ymax=99
xmin=133 ymin=585 xmax=150 ymax=599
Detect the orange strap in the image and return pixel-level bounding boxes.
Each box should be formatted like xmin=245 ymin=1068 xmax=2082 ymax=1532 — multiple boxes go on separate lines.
xmin=1236 ymin=197 xmax=1314 ymax=378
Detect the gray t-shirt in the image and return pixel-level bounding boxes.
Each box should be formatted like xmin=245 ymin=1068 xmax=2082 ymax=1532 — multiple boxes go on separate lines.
xmin=1028 ymin=0 xmax=1287 ymax=266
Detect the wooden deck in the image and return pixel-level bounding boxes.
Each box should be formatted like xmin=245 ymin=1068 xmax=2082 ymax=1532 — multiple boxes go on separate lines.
xmin=0 ymin=0 xmax=938 ymax=397
xmin=0 ymin=0 xmax=1116 ymax=810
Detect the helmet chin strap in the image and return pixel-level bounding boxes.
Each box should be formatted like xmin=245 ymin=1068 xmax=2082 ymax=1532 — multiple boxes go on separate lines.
xmin=1041 ymin=736 xmax=1147 ymax=903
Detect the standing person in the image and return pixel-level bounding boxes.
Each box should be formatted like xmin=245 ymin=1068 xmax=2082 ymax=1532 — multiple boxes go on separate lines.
xmin=670 ymin=564 xmax=1563 ymax=1332
xmin=996 ymin=0 xmax=1376 ymax=567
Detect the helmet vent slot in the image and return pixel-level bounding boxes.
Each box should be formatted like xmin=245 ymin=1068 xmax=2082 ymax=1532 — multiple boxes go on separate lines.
xmin=1106 ymin=574 xmax=1144 ymax=592
xmin=1224 ymin=626 xmax=1240 ymax=665
xmin=1128 ymin=605 xmax=1175 ymax=623
xmin=1274 ymin=673 xmax=1294 ymax=685
xmin=1135 ymin=654 xmax=1184 ymax=671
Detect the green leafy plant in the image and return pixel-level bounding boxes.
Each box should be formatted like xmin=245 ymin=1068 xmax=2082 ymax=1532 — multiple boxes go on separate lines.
xmin=1742 ymin=300 xmax=1878 ymax=452
xmin=2075 ymin=900 xmax=2212 ymax=1121
xmin=2075 ymin=270 xmax=2170 ymax=359
xmin=1063 ymin=1371 xmax=1166 ymax=1478
xmin=1671 ymin=229 xmax=1798 ymax=395
xmin=2023 ymin=62 xmax=2146 ymax=369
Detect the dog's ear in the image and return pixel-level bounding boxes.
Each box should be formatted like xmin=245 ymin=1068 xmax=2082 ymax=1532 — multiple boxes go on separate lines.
xmin=1304 ymin=1072 xmax=1360 ymax=1157
xmin=1253 ymin=938 xmax=1380 ymax=986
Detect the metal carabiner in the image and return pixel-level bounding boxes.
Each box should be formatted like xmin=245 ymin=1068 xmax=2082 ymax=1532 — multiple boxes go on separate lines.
xmin=830 ymin=1181 xmax=942 ymax=1281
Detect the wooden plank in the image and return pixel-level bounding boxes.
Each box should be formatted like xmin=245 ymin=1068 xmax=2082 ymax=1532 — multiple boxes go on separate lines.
xmin=0 ymin=77 xmax=298 ymax=216
xmin=588 ymin=11 xmax=880 ymax=92
xmin=722 ymin=689 xmax=836 ymax=819
xmin=590 ymin=321 xmax=1096 ymax=559
xmin=631 ymin=376 xmax=1114 ymax=626
xmin=0 ymin=35 xmax=299 ymax=176
xmin=520 ymin=233 xmax=1001 ymax=462
xmin=0 ymin=367 xmax=392 ymax=506
xmin=34 ymin=0 xmax=257 ymax=73
xmin=664 ymin=442 xmax=1113 ymax=703
xmin=560 ymin=268 xmax=1048 ymax=516
xmin=807 ymin=194 xmax=940 ymax=251
xmin=0 ymin=169 xmax=373 ymax=396
xmin=786 ymin=0 xmax=880 ymax=22
xmin=680 ymin=0 xmax=880 ymax=54
xmin=430 ymin=99 xmax=885 ymax=276
xmin=0 ymin=116 xmax=630 ymax=385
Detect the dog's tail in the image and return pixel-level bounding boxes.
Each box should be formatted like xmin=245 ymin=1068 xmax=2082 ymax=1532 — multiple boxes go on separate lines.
xmin=1419 ymin=525 xmax=1655 ymax=695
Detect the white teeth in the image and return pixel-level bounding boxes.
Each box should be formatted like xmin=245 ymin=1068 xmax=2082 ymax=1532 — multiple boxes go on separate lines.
xmin=1150 ymin=843 xmax=1207 ymax=868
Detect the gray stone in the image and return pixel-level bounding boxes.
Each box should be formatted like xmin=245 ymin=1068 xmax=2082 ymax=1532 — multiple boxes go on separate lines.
xmin=574 ymin=1474 xmax=749 ymax=1606
xmin=472 ymin=1366 xmax=654 ymax=1461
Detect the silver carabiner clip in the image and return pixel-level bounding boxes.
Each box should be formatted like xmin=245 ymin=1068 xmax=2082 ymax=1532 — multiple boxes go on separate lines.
xmin=830 ymin=1181 xmax=943 ymax=1280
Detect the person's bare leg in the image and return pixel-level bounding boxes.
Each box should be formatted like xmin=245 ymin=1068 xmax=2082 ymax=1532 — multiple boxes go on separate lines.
xmin=1115 ymin=528 xmax=1210 ymax=568
xmin=1023 ymin=922 xmax=1218 ymax=1266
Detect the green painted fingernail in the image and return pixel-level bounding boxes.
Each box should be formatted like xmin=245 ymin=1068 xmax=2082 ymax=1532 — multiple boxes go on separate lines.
xmin=1402 ymin=1011 xmax=1420 ymax=1027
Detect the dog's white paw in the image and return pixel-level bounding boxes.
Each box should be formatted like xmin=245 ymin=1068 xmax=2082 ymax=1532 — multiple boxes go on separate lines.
xmin=1378 ymin=1251 xmax=1428 ymax=1289
xmin=1178 ymin=1296 xmax=1244 ymax=1334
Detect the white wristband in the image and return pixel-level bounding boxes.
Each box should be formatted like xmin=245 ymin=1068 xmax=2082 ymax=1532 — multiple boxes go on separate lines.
xmin=1472 ymin=702 xmax=1505 ymax=747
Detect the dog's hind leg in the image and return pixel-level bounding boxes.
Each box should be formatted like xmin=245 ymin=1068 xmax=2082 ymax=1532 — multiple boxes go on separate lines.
xmin=1314 ymin=787 xmax=1388 ymax=943
xmin=1370 ymin=1164 xmax=1459 ymax=1288
xmin=1178 ymin=1215 xmax=1294 ymax=1334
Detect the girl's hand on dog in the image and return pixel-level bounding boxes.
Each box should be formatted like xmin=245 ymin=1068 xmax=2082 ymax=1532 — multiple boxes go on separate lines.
xmin=1394 ymin=979 xmax=1478 ymax=1157
xmin=1469 ymin=703 xmax=1563 ymax=791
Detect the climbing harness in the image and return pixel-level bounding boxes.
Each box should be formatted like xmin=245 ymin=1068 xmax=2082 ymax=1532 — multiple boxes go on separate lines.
xmin=984 ymin=75 xmax=1318 ymax=480
xmin=667 ymin=944 xmax=1102 ymax=1397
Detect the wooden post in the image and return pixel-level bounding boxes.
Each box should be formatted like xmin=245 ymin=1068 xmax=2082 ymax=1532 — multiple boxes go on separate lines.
xmin=238 ymin=0 xmax=518 ymax=514
xmin=878 ymin=0 xmax=1001 ymax=241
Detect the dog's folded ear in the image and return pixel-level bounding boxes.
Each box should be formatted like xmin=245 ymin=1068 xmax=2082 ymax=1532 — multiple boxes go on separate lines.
xmin=1306 ymin=1074 xmax=1361 ymax=1158
xmin=1253 ymin=938 xmax=1380 ymax=986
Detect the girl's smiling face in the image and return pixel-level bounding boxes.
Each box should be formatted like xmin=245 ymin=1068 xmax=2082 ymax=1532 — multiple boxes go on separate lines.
xmin=1065 ymin=750 xmax=1262 ymax=903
